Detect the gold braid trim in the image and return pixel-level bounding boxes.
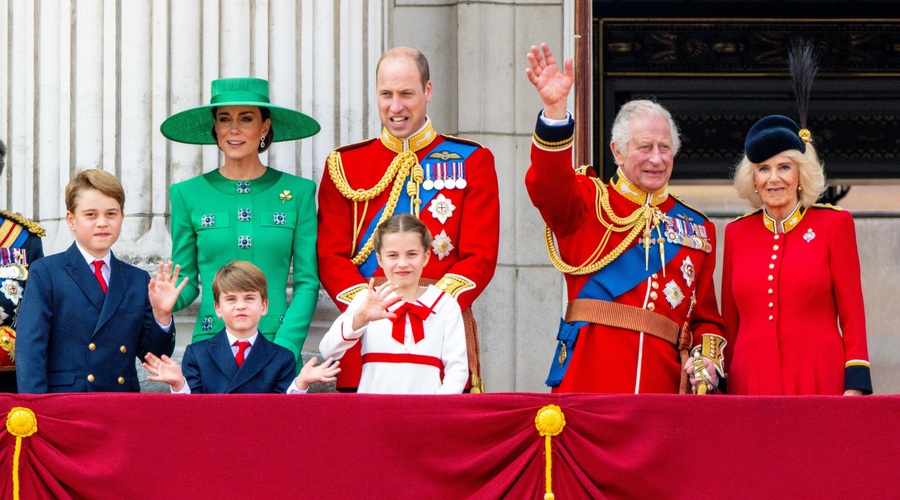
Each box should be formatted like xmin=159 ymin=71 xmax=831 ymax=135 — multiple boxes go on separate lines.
xmin=0 ymin=210 xmax=45 ymax=237
xmin=329 ymin=150 xmax=419 ymax=266
xmin=544 ymin=180 xmax=658 ymax=276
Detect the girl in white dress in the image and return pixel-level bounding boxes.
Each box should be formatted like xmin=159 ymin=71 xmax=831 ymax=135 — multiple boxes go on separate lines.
xmin=319 ymin=213 xmax=468 ymax=394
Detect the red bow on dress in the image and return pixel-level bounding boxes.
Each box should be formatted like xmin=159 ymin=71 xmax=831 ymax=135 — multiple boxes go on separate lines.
xmin=391 ymin=302 xmax=433 ymax=345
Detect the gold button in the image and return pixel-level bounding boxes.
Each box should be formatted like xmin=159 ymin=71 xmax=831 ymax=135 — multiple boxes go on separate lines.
xmin=769 ymin=263 xmax=774 ymax=269
xmin=767 ymin=275 xmax=774 ymax=281
xmin=651 ymin=273 xmax=658 ymax=279
xmin=650 ymin=291 xmax=658 ymax=300
xmin=120 ymin=346 xmax=127 ymax=353
xmin=768 ymin=315 xmax=774 ymax=321
xmin=651 ymin=282 xmax=659 ymax=290
xmin=771 ymin=254 xmax=777 ymax=260
xmin=773 ymin=245 xmax=779 ymax=251
xmin=774 ymin=235 xmax=780 ymax=240
xmin=647 ymin=303 xmax=656 ymax=311
xmin=89 ymin=343 xmax=96 ymax=351
xmin=440 ymin=284 xmax=448 ymax=290
xmin=87 ymin=374 xmax=95 ymax=383
xmin=768 ymin=288 xmax=773 ymax=294
xmin=118 ymin=377 xmax=125 ymax=384
xmin=768 ymin=302 xmax=774 ymax=308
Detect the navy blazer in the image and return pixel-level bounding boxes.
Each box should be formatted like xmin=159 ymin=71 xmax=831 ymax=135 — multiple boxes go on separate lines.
xmin=16 ymin=243 xmax=176 ymax=393
xmin=182 ymin=329 xmax=296 ymax=394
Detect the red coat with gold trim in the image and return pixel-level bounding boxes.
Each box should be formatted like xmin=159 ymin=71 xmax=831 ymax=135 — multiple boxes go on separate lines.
xmin=317 ymin=122 xmax=499 ymax=389
xmin=722 ymin=205 xmax=872 ymax=395
xmin=526 ymin=115 xmax=724 ymax=394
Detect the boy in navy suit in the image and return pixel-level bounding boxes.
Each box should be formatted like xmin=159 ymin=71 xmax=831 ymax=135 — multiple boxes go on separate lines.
xmin=16 ymin=169 xmax=186 ymax=393
xmin=143 ymin=260 xmax=339 ymax=393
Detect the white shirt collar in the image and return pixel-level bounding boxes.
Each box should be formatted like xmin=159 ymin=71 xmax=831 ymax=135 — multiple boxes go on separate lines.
xmin=226 ymin=330 xmax=259 ymax=346
xmin=74 ymin=242 xmax=111 ymax=268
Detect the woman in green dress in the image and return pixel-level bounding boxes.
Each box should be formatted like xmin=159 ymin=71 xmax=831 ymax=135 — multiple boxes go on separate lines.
xmin=160 ymin=78 xmax=320 ymax=361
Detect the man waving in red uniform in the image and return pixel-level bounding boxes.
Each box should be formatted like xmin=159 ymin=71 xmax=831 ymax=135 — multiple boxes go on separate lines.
xmin=525 ymin=43 xmax=725 ymax=394
xmin=317 ymin=47 xmax=499 ymax=392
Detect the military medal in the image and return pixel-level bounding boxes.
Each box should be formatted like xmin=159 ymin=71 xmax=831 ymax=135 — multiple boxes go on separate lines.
xmin=431 ymin=230 xmax=454 ymax=260
xmin=456 ymin=162 xmax=467 ymax=189
xmin=433 ymin=163 xmax=445 ymax=190
xmin=428 ymin=194 xmax=456 ymax=224
xmin=445 ymin=162 xmax=457 ymax=189
xmin=422 ymin=164 xmax=434 ymax=190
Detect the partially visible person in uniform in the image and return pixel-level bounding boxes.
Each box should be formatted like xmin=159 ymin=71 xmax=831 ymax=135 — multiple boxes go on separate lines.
xmin=525 ymin=43 xmax=725 ymax=394
xmin=721 ymin=44 xmax=872 ymax=395
xmin=16 ymin=169 xmax=185 ymax=393
xmin=0 ymin=139 xmax=45 ymax=392
xmin=317 ymin=47 xmax=499 ymax=392
xmin=161 ymin=78 xmax=320 ymax=364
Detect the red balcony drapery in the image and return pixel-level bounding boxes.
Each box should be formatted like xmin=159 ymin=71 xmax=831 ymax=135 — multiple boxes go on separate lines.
xmin=2 ymin=393 xmax=897 ymax=499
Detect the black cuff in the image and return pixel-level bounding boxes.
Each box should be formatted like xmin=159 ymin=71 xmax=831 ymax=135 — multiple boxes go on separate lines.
xmin=533 ymin=110 xmax=575 ymax=150
xmin=845 ymin=365 xmax=873 ymax=394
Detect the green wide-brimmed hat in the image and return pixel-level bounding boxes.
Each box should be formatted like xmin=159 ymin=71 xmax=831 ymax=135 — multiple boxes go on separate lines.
xmin=160 ymin=77 xmax=320 ymax=145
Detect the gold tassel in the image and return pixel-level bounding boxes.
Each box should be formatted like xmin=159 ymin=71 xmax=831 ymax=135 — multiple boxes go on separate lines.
xmin=6 ymin=407 xmax=38 ymax=500
xmin=535 ymin=404 xmax=566 ymax=500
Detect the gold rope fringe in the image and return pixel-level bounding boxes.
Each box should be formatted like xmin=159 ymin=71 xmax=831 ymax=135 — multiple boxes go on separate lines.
xmin=6 ymin=406 xmax=38 ymax=500
xmin=535 ymin=404 xmax=566 ymax=500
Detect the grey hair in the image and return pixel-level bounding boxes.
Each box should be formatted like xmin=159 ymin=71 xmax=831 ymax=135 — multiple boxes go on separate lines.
xmin=610 ymin=100 xmax=681 ymax=165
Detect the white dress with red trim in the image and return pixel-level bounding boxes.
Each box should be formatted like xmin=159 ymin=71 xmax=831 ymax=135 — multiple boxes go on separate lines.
xmin=319 ymin=285 xmax=468 ymax=394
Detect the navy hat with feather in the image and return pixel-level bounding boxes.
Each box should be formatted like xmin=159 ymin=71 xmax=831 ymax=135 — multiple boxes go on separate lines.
xmin=744 ymin=115 xmax=806 ymax=163
xmin=744 ymin=41 xmax=818 ymax=164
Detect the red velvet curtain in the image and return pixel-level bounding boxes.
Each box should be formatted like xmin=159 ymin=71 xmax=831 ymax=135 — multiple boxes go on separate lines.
xmin=1 ymin=393 xmax=898 ymax=499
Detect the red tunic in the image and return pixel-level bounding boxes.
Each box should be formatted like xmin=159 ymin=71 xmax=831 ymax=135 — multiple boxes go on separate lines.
xmin=722 ymin=205 xmax=872 ymax=395
xmin=526 ymin=118 xmax=724 ymax=394
xmin=317 ymin=121 xmax=500 ymax=389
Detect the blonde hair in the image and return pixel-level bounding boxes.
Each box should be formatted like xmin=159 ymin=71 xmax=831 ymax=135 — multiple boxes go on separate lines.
xmin=733 ymin=144 xmax=825 ymax=209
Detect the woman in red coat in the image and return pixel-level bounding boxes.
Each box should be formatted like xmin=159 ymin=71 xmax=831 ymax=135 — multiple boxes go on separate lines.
xmin=721 ymin=114 xmax=872 ymax=395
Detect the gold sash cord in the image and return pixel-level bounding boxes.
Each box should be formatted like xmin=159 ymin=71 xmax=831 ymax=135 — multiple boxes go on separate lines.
xmin=372 ymin=277 xmax=484 ymax=393
xmin=535 ymin=404 xmax=566 ymax=500
xmin=6 ymin=406 xmax=38 ymax=500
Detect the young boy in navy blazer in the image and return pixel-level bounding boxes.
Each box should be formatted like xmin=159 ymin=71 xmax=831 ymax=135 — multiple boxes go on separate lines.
xmin=143 ymin=260 xmax=339 ymax=394
xmin=16 ymin=169 xmax=186 ymax=393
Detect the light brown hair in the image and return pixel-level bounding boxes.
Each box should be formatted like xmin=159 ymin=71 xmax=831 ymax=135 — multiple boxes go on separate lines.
xmin=373 ymin=213 xmax=432 ymax=254
xmin=376 ymin=47 xmax=430 ymax=91
xmin=212 ymin=260 xmax=269 ymax=303
xmin=65 ymin=169 xmax=126 ymax=212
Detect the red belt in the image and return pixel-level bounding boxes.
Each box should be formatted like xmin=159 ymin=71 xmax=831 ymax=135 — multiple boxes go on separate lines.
xmin=361 ymin=353 xmax=443 ymax=370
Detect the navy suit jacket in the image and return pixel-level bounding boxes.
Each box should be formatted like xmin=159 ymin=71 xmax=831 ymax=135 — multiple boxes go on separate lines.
xmin=16 ymin=243 xmax=176 ymax=393
xmin=182 ymin=329 xmax=296 ymax=394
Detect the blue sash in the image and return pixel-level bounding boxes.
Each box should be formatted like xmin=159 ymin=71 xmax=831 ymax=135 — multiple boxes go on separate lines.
xmin=546 ymin=200 xmax=703 ymax=387
xmin=356 ymin=140 xmax=478 ymax=277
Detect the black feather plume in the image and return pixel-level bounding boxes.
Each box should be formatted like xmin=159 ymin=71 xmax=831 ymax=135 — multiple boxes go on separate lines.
xmin=788 ymin=40 xmax=819 ymax=130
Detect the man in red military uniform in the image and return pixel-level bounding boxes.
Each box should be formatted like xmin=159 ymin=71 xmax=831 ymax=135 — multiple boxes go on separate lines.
xmin=525 ymin=43 xmax=725 ymax=393
xmin=317 ymin=47 xmax=499 ymax=392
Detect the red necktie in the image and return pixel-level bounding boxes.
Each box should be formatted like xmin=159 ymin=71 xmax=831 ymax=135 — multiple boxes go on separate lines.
xmin=234 ymin=340 xmax=251 ymax=367
xmin=92 ymin=260 xmax=108 ymax=294
xmin=391 ymin=302 xmax=433 ymax=345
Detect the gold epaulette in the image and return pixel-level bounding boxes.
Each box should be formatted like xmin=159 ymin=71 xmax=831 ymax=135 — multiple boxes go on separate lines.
xmin=0 ymin=209 xmax=45 ymax=237
xmin=334 ymin=137 xmax=378 ymax=154
xmin=574 ymin=165 xmax=591 ymax=176
xmin=732 ymin=208 xmax=762 ymax=222
xmin=435 ymin=274 xmax=476 ymax=299
xmin=441 ymin=134 xmax=484 ymax=149
xmin=813 ymin=203 xmax=843 ymax=211
xmin=670 ymin=194 xmax=711 ymax=222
